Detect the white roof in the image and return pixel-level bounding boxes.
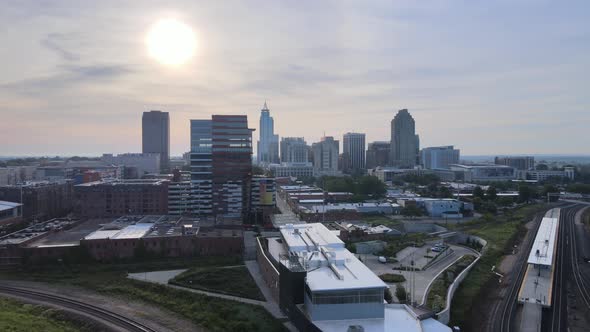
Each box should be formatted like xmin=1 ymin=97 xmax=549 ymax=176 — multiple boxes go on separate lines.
xmin=84 ymin=230 xmax=121 ymax=240
xmin=0 ymin=201 xmax=21 ymax=212
xmin=111 ymin=223 xmax=154 ymax=239
xmin=279 ymin=223 xmax=386 ymax=292
xmin=527 ymin=210 xmax=560 ymax=266
xmin=313 ymin=304 xmax=451 ymax=332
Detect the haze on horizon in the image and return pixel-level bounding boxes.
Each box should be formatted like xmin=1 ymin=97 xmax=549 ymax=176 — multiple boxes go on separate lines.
xmin=1 ymin=0 xmax=589 ymax=157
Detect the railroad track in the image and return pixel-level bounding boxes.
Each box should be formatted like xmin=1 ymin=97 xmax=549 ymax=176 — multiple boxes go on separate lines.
xmin=568 ymin=206 xmax=590 ymax=309
xmin=496 ymin=211 xmax=545 ymax=332
xmin=0 ymin=285 xmax=158 ymax=332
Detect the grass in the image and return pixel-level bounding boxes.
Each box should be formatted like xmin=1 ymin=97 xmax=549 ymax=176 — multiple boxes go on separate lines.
xmin=378 ymin=273 xmax=406 ymax=283
xmin=361 ymin=214 xmax=402 ymax=227
xmin=170 ymin=265 xmax=265 ymax=300
xmin=0 ymin=297 xmax=87 ymax=332
xmin=425 ymin=255 xmax=476 ymax=313
xmin=448 ymin=203 xmax=548 ymax=328
xmin=0 ymin=256 xmax=287 ymax=332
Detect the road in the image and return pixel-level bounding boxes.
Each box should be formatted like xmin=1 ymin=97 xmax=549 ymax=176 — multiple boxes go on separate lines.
xmin=545 ymin=204 xmax=590 ymax=332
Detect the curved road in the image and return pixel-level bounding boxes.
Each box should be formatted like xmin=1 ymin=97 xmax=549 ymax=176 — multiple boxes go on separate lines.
xmin=0 ymin=285 xmax=158 ymax=332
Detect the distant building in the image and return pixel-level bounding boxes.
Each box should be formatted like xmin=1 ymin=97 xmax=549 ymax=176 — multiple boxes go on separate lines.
xmin=390 ymin=109 xmax=418 ymax=168
xmin=36 ymin=160 xmax=122 ymax=182
xmin=73 ymin=179 xmax=169 ymax=218
xmin=366 ymin=141 xmax=390 ymax=170
xmin=421 ymin=146 xmax=460 ymax=170
xmin=142 ymin=110 xmax=170 ymax=172
xmin=101 ymin=153 xmax=160 ymax=178
xmin=0 ymin=201 xmax=22 ymax=226
xmin=257 ymin=102 xmax=280 ymax=165
xmin=250 ymin=176 xmax=276 ymax=224
xmin=342 ymin=133 xmax=366 ymax=174
xmin=449 ymin=164 xmax=516 ymax=182
xmin=0 ymin=166 xmax=37 ymax=186
xmin=517 ymin=167 xmax=575 ymax=182
xmin=168 ymin=170 xmax=192 ymax=215
xmin=190 ymin=115 xmax=255 ymax=219
xmin=494 ymin=156 xmax=535 ymax=170
xmin=0 ymin=180 xmax=73 ymax=221
xmin=280 ymin=137 xmax=309 ymax=164
xmin=269 ymin=163 xmax=314 ymax=179
xmin=312 ymin=136 xmax=339 ymax=176
xmin=370 ymin=167 xmax=429 ymax=183
xmin=422 ymin=199 xmax=463 ymax=218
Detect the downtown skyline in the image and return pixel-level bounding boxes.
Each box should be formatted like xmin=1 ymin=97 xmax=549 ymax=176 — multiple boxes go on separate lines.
xmin=1 ymin=1 xmax=589 ymax=156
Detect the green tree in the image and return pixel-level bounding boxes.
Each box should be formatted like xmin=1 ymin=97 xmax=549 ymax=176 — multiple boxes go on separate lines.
xmin=485 ymin=186 xmax=497 ymax=200
xmin=473 ymin=186 xmax=485 ymax=199
xmin=518 ymin=184 xmax=534 ymax=203
xmin=384 ymin=288 xmax=393 ymax=304
xmin=356 ymin=175 xmax=387 ymax=198
xmin=401 ymin=204 xmax=423 ymax=217
xmin=395 ymin=284 xmax=407 ymax=303
xmin=536 ymin=163 xmax=549 ymax=170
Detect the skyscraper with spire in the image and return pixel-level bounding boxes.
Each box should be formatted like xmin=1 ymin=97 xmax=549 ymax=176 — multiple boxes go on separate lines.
xmin=257 ymin=102 xmax=279 ymax=165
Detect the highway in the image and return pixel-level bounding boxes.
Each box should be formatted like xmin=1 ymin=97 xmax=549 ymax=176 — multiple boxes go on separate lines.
xmin=0 ymin=285 xmax=158 ymax=332
xmin=546 ymin=204 xmax=590 ymax=332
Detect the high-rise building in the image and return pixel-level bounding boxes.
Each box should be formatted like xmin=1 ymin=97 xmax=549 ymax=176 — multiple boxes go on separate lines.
xmin=494 ymin=156 xmax=535 ymax=170
xmin=390 ymin=109 xmax=418 ymax=168
xmin=280 ymin=137 xmax=309 ymax=164
xmin=190 ymin=115 xmax=255 ymax=219
xmin=312 ymin=136 xmax=339 ymax=175
xmin=142 ymin=110 xmax=170 ymax=172
xmin=365 ymin=141 xmax=390 ymax=170
xmin=257 ymin=103 xmax=279 ymax=165
xmin=420 ymin=146 xmax=460 ymax=170
xmin=342 ymin=133 xmax=366 ymax=174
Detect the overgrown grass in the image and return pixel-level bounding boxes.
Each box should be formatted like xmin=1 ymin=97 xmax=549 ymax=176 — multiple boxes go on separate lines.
xmin=0 ymin=256 xmax=286 ymax=332
xmin=362 ymin=215 xmax=402 ymax=227
xmin=0 ymin=297 xmax=86 ymax=332
xmin=448 ymin=204 xmax=548 ymax=328
xmin=170 ymin=265 xmax=264 ymax=300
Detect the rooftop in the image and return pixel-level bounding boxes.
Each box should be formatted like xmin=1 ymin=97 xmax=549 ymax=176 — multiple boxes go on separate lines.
xmin=527 ymin=209 xmax=560 ymax=266
xmin=0 ymin=200 xmax=22 ymax=212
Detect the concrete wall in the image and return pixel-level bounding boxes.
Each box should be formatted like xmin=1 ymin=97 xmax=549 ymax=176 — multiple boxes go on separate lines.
xmin=436 ymin=234 xmax=487 ymax=324
xmin=256 ymin=237 xmax=280 ymax=302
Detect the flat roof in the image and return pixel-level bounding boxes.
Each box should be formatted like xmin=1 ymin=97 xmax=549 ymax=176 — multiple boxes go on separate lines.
xmin=527 ymin=209 xmax=560 ymax=266
xmin=84 ymin=230 xmax=120 ymax=240
xmin=0 ymin=201 xmax=21 ymax=212
xmin=84 ymin=223 xmax=154 ymax=240
xmin=313 ymin=304 xmax=451 ymax=332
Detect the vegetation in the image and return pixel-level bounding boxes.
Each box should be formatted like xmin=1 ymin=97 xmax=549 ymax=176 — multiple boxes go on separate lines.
xmin=395 ymin=284 xmax=407 ymax=303
xmin=318 ymin=175 xmax=387 ymax=200
xmin=0 ymin=256 xmax=286 ymax=332
xmin=401 ymin=204 xmax=424 ymax=217
xmin=0 ymin=297 xmax=91 ymax=332
xmin=378 ymin=273 xmax=406 ymax=283
xmin=448 ymin=203 xmax=548 ymax=327
xmin=170 ymin=265 xmax=264 ymax=300
xmin=384 ymin=287 xmax=393 ymax=303
xmin=426 ymin=255 xmax=476 ymax=312
xmin=378 ymin=233 xmax=429 ymax=258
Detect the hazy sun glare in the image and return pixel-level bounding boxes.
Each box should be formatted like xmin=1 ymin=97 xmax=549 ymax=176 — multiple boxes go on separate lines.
xmin=146 ymin=19 xmax=196 ymax=66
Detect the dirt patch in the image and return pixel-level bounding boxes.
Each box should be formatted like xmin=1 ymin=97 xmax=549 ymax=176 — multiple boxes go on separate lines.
xmin=1 ymin=280 xmax=202 ymax=332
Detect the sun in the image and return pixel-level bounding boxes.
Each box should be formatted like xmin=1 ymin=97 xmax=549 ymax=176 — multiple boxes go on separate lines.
xmin=146 ymin=19 xmax=196 ymax=66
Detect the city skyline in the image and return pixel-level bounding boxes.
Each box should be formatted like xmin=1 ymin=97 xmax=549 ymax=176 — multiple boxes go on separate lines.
xmin=1 ymin=1 xmax=589 ymax=156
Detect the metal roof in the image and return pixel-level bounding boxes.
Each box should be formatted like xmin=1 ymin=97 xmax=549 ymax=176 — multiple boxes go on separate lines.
xmin=527 ymin=210 xmax=560 ymax=266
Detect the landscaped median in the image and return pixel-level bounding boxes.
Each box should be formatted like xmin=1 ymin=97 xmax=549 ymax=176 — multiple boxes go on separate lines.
xmin=425 ymin=255 xmax=477 ymax=313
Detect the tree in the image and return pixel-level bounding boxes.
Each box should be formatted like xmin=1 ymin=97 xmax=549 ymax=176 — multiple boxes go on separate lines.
xmin=384 ymin=288 xmax=393 ymax=304
xmin=473 ymin=186 xmax=485 ymax=200
xmin=252 ymin=165 xmax=265 ymax=176
xmin=485 ymin=186 xmax=497 ymax=200
xmin=518 ymin=184 xmax=534 ymax=203
xmin=536 ymin=163 xmax=549 ymax=170
xmin=356 ymin=175 xmax=387 ymax=198
xmin=401 ymin=204 xmax=423 ymax=217
xmin=395 ymin=284 xmax=407 ymax=303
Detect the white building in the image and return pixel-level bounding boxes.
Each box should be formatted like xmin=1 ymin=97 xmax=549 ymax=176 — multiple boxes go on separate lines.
xmin=268 ymin=223 xmax=451 ymax=332
xmin=101 ymin=153 xmax=161 ymax=177
xmin=449 ymin=164 xmax=516 ymax=182
xmin=0 ymin=166 xmax=37 ymax=185
xmin=280 ymin=137 xmax=309 ymax=164
xmin=421 ymin=146 xmax=460 ymax=170
xmin=269 ymin=162 xmax=314 ymax=179
xmin=342 ymin=132 xmax=366 ymax=173
xmin=422 ymin=199 xmax=463 ymax=218
xmin=516 ymin=167 xmax=575 ymax=181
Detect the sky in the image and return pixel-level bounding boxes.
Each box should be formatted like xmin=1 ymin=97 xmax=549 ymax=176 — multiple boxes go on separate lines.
xmin=1 ymin=0 xmax=589 ymax=157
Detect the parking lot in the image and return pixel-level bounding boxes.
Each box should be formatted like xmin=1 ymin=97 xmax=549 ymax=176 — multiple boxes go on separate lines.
xmin=362 ymin=242 xmax=477 ymax=305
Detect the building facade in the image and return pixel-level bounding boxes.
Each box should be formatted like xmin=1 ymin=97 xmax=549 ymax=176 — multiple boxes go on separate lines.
xmin=73 ymin=180 xmax=169 ymax=218
xmin=450 ymin=164 xmax=516 ymax=182
xmin=142 ymin=110 xmax=170 ymax=172
xmin=269 ymin=163 xmax=314 ymax=179
xmin=257 ymin=103 xmax=279 ymax=165
xmin=101 ymin=153 xmax=161 ymax=177
xmin=390 ymin=109 xmax=418 ymax=168
xmin=0 ymin=181 xmax=73 ymax=221
xmin=365 ymin=141 xmax=390 ymax=170
xmin=494 ymin=156 xmax=535 ymax=171
xmin=280 ymin=137 xmax=309 ymax=164
xmin=342 ymin=133 xmax=366 ymax=174
xmin=420 ymin=146 xmax=460 ymax=170
xmin=190 ymin=115 xmax=255 ymax=219
xmin=312 ymin=136 xmax=339 ymax=176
